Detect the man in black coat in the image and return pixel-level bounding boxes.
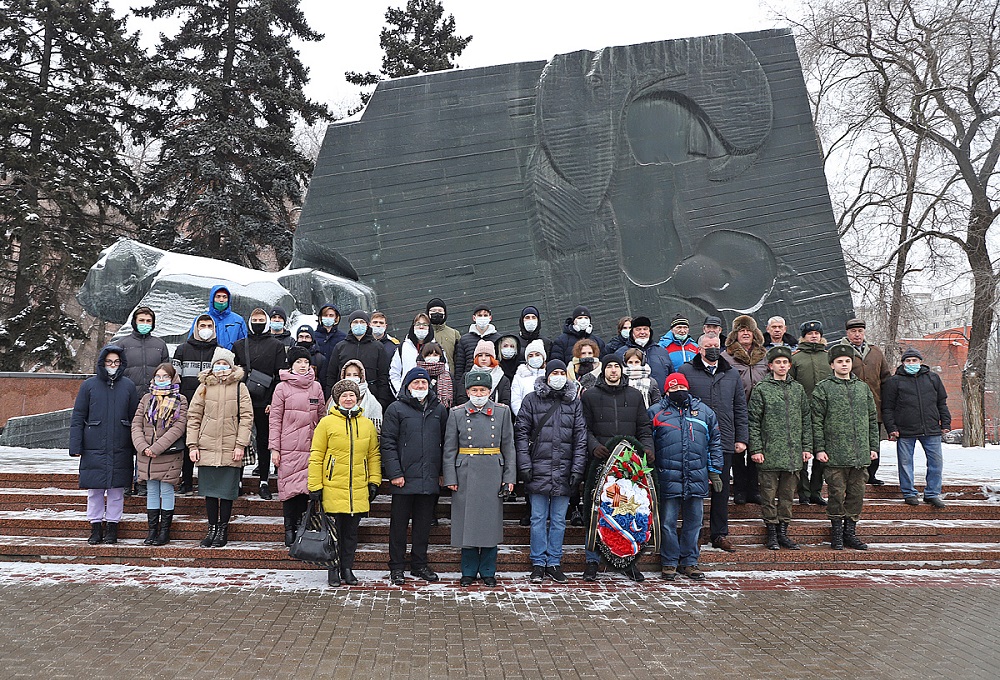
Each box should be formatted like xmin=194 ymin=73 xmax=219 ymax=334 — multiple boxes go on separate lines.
xmin=550 ymin=305 xmax=606 ymax=364
xmin=234 ymin=307 xmax=288 ymax=499
xmin=119 ymin=305 xmax=170 ymax=396
xmin=580 ymin=355 xmax=653 ymax=582
xmin=381 ymin=367 xmax=448 ymax=585
xmin=453 ymin=303 xmax=502 ymax=404
xmin=325 ymin=310 xmax=393 ymax=409
xmin=171 ymin=314 xmax=219 ymax=494
xmin=516 ymin=305 xmax=553 ymax=364
xmin=679 ymin=334 xmax=749 ymax=552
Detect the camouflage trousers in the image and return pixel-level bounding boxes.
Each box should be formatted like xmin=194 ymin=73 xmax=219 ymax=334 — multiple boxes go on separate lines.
xmin=824 ymin=466 xmax=866 ymax=521
xmin=757 ymin=469 xmax=799 ymax=524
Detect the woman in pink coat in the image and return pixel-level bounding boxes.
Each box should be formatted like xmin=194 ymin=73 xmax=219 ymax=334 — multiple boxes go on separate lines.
xmin=269 ymin=346 xmax=326 ymax=545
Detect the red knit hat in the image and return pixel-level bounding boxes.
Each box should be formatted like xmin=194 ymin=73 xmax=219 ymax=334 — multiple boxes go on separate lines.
xmin=664 ymin=373 xmax=689 ymax=391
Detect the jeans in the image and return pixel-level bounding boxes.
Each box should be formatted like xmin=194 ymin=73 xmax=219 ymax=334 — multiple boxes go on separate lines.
xmin=87 ymin=488 xmax=124 ymax=523
xmin=529 ymin=494 xmax=570 ymax=567
xmin=146 ymin=480 xmax=176 ymax=511
xmin=461 ymin=547 xmax=498 ymax=578
xmin=659 ymin=496 xmax=704 ymax=567
xmin=897 ymin=436 xmax=944 ymax=499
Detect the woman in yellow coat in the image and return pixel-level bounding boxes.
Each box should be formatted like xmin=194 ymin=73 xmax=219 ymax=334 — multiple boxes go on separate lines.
xmin=308 ymin=378 xmax=381 ymax=587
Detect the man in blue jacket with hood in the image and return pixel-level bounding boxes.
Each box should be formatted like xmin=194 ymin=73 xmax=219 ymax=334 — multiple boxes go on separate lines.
xmin=189 ymin=285 xmax=247 ymax=350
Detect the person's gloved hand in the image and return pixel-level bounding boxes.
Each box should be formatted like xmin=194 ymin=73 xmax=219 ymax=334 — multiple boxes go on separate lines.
xmin=368 ymin=484 xmax=379 ymax=503
xmin=593 ymin=444 xmax=611 ymax=460
xmin=309 ymin=489 xmax=323 ymax=503
xmin=518 ymin=468 xmax=533 ymax=483
xmin=708 ymin=472 xmax=723 ymax=493
xmin=568 ymin=474 xmax=582 ymax=489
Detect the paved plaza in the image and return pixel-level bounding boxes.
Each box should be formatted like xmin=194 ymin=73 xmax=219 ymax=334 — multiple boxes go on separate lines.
xmin=0 ymin=565 xmax=998 ymax=679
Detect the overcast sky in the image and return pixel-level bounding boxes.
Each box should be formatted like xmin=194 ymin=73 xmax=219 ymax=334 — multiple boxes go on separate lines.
xmin=109 ymin=0 xmax=784 ymax=110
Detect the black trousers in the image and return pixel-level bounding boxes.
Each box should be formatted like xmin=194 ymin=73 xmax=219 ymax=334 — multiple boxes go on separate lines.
xmin=388 ymin=494 xmax=436 ymax=572
xmin=330 ymin=513 xmax=361 ymax=571
xmin=732 ymin=450 xmax=759 ymax=498
xmin=709 ymin=451 xmax=733 ymax=539
xmin=182 ymin=446 xmax=195 ymax=486
xmin=282 ymin=493 xmax=308 ymax=532
xmin=252 ymin=406 xmax=270 ymax=484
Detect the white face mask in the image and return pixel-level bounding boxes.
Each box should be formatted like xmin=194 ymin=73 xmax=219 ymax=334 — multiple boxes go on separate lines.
xmin=527 ymin=355 xmax=544 ymax=370
xmin=105 ymin=365 xmax=119 ymax=377
xmin=621 ymin=329 xmax=630 ymax=339
xmin=548 ymin=375 xmax=567 ymax=390
xmin=346 ymin=375 xmax=362 ymax=385
xmin=635 ymin=336 xmax=649 ymax=347
xmin=474 ymin=316 xmax=490 ymax=330
xmin=500 ymin=347 xmax=516 ymax=359
xmin=414 ymin=328 xmax=428 ymax=341
xmin=423 ymin=355 xmax=440 ymax=364
xmin=197 ymin=327 xmax=214 ymax=341
xmin=469 ymin=394 xmax=489 ymax=408
xmin=410 ymin=388 xmax=429 ymax=401
xmin=371 ymin=325 xmax=386 ymax=338
xmin=523 ymin=319 xmax=538 ymax=332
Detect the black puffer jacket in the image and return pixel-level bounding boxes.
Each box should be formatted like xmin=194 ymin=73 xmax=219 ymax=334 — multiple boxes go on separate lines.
xmin=325 ymin=330 xmax=392 ymax=408
xmin=550 ymin=321 xmax=606 ymax=364
xmin=580 ymin=376 xmax=653 ymax=455
xmin=380 ymin=371 xmax=448 ymax=495
xmin=172 ymin=336 xmax=218 ymax=403
xmin=678 ymin=354 xmax=749 ymax=452
xmin=514 ymin=378 xmax=588 ymax=496
xmin=881 ymin=365 xmax=952 ymax=437
xmin=233 ymin=331 xmax=287 ymax=408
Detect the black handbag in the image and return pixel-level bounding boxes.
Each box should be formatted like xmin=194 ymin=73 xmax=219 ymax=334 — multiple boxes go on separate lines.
xmin=289 ymin=499 xmax=339 ymax=568
xmin=162 ymin=437 xmax=186 ymax=456
xmin=242 ymin=339 xmax=273 ymax=400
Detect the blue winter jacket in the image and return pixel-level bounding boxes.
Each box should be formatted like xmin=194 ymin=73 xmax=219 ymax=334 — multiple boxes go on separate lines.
xmin=188 ymin=284 xmax=248 ymax=350
xmin=69 ymin=345 xmax=140 ymax=490
xmin=656 ymin=329 xmax=699 ymax=369
xmin=648 ymin=394 xmax=723 ymax=499
xmin=313 ymin=303 xmax=346 ymax=361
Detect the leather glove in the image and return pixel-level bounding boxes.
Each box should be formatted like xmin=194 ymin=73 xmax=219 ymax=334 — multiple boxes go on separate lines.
xmin=568 ymin=474 xmax=582 ymax=489
xmin=708 ymin=472 xmax=723 ymax=493
xmin=368 ymin=483 xmax=379 ymax=503
xmin=518 ymin=468 xmax=533 ymax=484
xmin=308 ymin=489 xmax=323 ymax=503
xmin=593 ymin=444 xmax=611 ymax=460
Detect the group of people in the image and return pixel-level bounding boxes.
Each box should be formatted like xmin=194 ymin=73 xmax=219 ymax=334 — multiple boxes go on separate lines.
xmin=68 ymin=286 xmax=952 ymax=585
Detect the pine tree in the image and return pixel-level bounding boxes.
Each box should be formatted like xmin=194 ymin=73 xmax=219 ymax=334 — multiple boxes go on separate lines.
xmin=0 ymin=0 xmax=143 ymax=371
xmin=136 ymin=0 xmax=330 ymax=270
xmin=346 ymin=0 xmax=472 ymax=106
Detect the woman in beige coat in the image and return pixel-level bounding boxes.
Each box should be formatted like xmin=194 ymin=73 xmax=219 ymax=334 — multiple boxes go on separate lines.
xmin=131 ymin=363 xmax=188 ymax=545
xmin=187 ymin=347 xmax=253 ymax=548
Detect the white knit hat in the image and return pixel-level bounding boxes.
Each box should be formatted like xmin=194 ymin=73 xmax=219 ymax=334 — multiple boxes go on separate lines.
xmin=525 ymin=339 xmax=546 ymax=361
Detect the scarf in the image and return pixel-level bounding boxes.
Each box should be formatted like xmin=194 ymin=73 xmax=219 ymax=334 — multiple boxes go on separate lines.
xmin=624 ymin=365 xmax=654 ymax=407
xmin=147 ymin=383 xmax=182 ymax=428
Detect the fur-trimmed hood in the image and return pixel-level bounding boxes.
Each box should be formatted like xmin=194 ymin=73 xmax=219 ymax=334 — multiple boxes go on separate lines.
xmin=725 ymin=315 xmax=766 ymax=365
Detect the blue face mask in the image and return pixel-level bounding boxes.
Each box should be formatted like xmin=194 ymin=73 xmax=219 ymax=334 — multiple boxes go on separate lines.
xmin=212 ymin=364 xmax=230 ymax=374
xmin=904 ymin=363 xmax=921 ymax=375
xmin=136 ymin=323 xmax=152 ymax=335
xmin=321 ymin=317 xmax=335 ymax=327
xmin=269 ymin=321 xmax=284 ymax=332
xmin=153 ymin=377 xmax=171 ymax=388
xmin=351 ymin=323 xmax=367 ymax=337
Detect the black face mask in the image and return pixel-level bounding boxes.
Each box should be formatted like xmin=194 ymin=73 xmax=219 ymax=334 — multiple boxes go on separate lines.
xmin=668 ymin=390 xmax=689 ymax=406
xmin=703 ymin=347 xmax=721 ymax=362
xmin=296 ymin=340 xmax=313 ymax=349
xmin=429 ymin=313 xmax=446 ymax=325
xmin=250 ymin=321 xmax=267 ymax=335
xmin=578 ymin=357 xmax=596 ymax=372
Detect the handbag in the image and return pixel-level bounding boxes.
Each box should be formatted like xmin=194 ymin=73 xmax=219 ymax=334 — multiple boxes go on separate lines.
xmin=289 ymin=498 xmax=340 ymax=568
xmin=243 ymin=339 xmax=273 ymax=400
xmin=239 ymin=393 xmax=258 ymax=468
xmin=163 ymin=437 xmax=186 ymax=456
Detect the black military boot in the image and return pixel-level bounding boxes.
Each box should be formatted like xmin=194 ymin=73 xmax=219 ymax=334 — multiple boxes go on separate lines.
xmin=154 ymin=510 xmax=173 ymax=546
xmin=830 ymin=517 xmax=844 ymax=550
xmin=200 ymin=524 xmax=218 ymax=548
xmin=103 ymin=522 xmax=119 ymax=544
xmin=328 ymin=569 xmax=341 ymax=587
xmin=843 ymin=518 xmax=868 ymax=550
xmin=777 ymin=522 xmax=800 ymax=550
xmin=211 ymin=522 xmax=229 ymax=547
xmin=87 ymin=522 xmax=104 ymax=545
xmin=764 ymin=523 xmax=780 ymax=550
xmin=144 ymin=510 xmax=160 ymax=545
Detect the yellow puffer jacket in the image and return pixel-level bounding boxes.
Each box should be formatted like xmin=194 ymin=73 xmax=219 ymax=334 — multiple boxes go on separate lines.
xmin=308 ymin=405 xmax=381 ymax=515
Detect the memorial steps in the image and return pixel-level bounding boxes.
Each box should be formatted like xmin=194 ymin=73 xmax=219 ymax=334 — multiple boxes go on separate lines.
xmin=0 ymin=472 xmax=998 ymax=573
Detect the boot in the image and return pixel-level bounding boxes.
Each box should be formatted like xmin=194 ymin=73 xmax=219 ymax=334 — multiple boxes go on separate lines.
xmin=341 ymin=565 xmax=358 ymax=585
xmin=777 ymin=522 xmax=800 ymax=550
xmin=843 ymin=518 xmax=868 ymax=550
xmin=154 ymin=510 xmax=173 ymax=546
xmin=200 ymin=524 xmax=218 ymax=548
xmin=764 ymin=523 xmax=780 ymax=550
xmin=830 ymin=517 xmax=844 ymax=550
xmin=103 ymin=522 xmax=119 ymax=544
xmin=144 ymin=510 xmax=160 ymax=545
xmin=136 ymin=481 xmax=147 ymax=497
xmin=87 ymin=522 xmax=104 ymax=545
xmin=328 ymin=569 xmax=341 ymax=587
xmin=211 ymin=522 xmax=229 ymax=547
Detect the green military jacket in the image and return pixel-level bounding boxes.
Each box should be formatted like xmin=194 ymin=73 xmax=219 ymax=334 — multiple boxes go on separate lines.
xmin=810 ymin=375 xmax=879 ymax=468
xmin=790 ymin=340 xmax=831 ymax=397
xmin=748 ymin=374 xmax=812 ymax=472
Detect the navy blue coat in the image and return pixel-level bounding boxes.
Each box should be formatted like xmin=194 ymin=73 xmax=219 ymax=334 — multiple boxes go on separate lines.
xmin=69 ymin=346 xmax=140 ymax=490
xmin=514 ymin=378 xmax=588 ymax=497
xmin=380 ymin=371 xmax=448 ymax=495
xmin=678 ymin=355 xmax=748 ymax=452
xmin=648 ymin=395 xmax=724 ymax=499
xmin=550 ymin=321 xmax=606 ymax=364
xmin=313 ymin=303 xmax=346 ymax=361
xmin=615 ymin=341 xmax=674 ymax=394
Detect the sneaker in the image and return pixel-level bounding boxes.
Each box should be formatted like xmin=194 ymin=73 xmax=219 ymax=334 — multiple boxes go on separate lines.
xmin=259 ymin=482 xmax=272 ymax=500
xmin=177 ymin=481 xmax=193 ymax=496
xmin=798 ymin=495 xmax=810 ymax=505
xmin=924 ymin=496 xmax=946 ymax=508
xmin=583 ymin=561 xmax=599 ymax=582
xmin=711 ymin=536 xmax=737 ymax=553
xmin=568 ymin=507 xmax=584 ymax=527
xmin=530 ymin=566 xmax=545 ymax=583
xmin=390 ymin=570 xmax=406 ymax=585
xmin=623 ymin=565 xmax=645 ymax=582
xmin=411 ymin=566 xmax=439 ymax=582
xmin=519 ymin=516 xmax=531 ymax=527
xmin=430 ymin=517 xmax=439 ymax=527
xmin=660 ymin=566 xmax=678 ymax=581
xmin=545 ymin=565 xmax=568 ymax=583
xmin=678 ymin=564 xmax=706 ymax=581
xmin=904 ymin=496 xmax=921 ymax=506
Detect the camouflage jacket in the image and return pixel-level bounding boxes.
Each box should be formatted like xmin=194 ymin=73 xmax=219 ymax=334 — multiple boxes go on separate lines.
xmin=810 ymin=375 xmax=879 ymax=468
xmin=748 ymin=375 xmax=812 ymax=472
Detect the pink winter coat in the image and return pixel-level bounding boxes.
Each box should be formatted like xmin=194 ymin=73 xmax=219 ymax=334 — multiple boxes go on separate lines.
xmin=269 ymin=369 xmax=326 ymax=501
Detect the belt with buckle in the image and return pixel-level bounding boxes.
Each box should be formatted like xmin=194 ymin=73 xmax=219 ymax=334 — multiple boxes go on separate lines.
xmin=458 ymin=447 xmax=501 ymax=455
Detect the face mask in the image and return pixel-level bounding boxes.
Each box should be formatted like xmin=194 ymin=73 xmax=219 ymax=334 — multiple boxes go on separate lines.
xmin=668 ymin=390 xmax=689 ymax=405
xmin=338 ymin=405 xmax=360 ymax=416
xmin=904 ymin=363 xmax=920 ymax=375
xmin=621 ymin=329 xmax=630 ymax=339
xmin=423 ymin=355 xmax=440 ymax=364
xmin=429 ymin=313 xmax=445 ymax=325
xmin=578 ymin=358 xmax=595 ymax=372
xmin=197 ymin=328 xmax=214 ymax=341
xmin=475 ymin=316 xmax=490 ymax=330
xmin=105 ymin=365 xmax=118 ymax=377
xmin=634 ymin=337 xmax=649 ymax=347
xmin=410 ymin=388 xmax=429 ymax=401
xmin=212 ymin=364 xmax=230 ymax=374
xmin=414 ymin=328 xmax=428 ymax=341
xmin=250 ymin=321 xmax=267 ymax=335
xmin=704 ymin=347 xmax=721 ymax=362
xmin=136 ymin=323 xmax=152 ymax=335
xmin=321 ymin=317 xmax=335 ymax=328
xmin=346 ymin=376 xmax=362 ymax=385
xmin=153 ymin=377 xmax=171 ymax=388
xmin=213 ymin=300 xmax=227 ymax=312
xmin=371 ymin=326 xmax=386 ymax=338
xmin=548 ymin=375 xmax=567 ymax=390
xmin=523 ymin=319 xmax=538 ymax=332
xmin=296 ymin=340 xmax=312 ymax=349
xmin=269 ymin=321 xmax=284 ymax=332
xmin=573 ymin=320 xmax=590 ymax=333
xmin=500 ymin=347 xmax=516 ymax=359
xmin=527 ymin=355 xmax=544 ymax=369
xmin=674 ymin=333 xmax=688 ymax=342
xmin=469 ymin=394 xmax=489 ymax=409
xmin=351 ymin=323 xmax=367 ymax=337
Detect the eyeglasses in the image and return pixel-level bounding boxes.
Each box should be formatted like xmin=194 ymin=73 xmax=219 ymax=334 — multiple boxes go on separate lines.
xmin=104 ymin=360 xmax=121 ymax=366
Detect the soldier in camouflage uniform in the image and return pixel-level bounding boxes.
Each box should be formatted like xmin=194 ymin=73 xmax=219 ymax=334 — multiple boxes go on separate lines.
xmin=810 ymin=344 xmax=880 ymax=550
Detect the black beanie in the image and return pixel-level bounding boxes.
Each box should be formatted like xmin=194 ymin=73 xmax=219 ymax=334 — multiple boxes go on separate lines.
xmin=571 ymin=305 xmax=590 ymax=319
xmin=269 ymin=306 xmax=287 ymax=322
xmin=426 ymin=297 xmax=447 ymax=315
xmin=545 ymin=359 xmax=567 ymax=378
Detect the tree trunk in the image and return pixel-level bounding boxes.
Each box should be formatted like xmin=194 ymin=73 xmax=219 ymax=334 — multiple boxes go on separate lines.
xmin=962 ymin=207 xmax=997 ymax=448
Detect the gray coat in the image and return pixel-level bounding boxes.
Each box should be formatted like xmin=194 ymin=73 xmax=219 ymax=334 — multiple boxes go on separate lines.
xmin=442 ymin=400 xmax=516 ymax=548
